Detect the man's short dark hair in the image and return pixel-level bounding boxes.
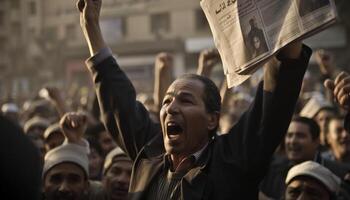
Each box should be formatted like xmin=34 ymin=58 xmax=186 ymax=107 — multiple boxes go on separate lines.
xmin=292 ymin=116 xmax=320 ymax=140
xmin=178 ymin=74 xmax=221 ymax=135
xmin=178 ymin=74 xmax=221 ymax=114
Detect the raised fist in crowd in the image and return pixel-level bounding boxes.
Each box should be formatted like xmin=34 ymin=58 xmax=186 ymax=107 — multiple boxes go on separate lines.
xmin=77 ymin=0 xmax=105 ymax=56
xmin=197 ymin=48 xmax=221 ymax=77
xmin=77 ymin=0 xmax=101 ymax=26
xmin=324 ymin=71 xmax=350 ymax=110
xmin=60 ymin=112 xmax=87 ymax=144
xmin=155 ymin=52 xmax=173 ymax=71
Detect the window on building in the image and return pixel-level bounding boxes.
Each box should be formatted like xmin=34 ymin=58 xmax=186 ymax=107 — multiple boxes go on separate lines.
xmin=151 ymin=12 xmax=170 ymax=35
xmin=29 ymin=1 xmax=37 ymax=16
xmin=11 ymin=0 xmax=20 ymax=9
xmin=100 ymin=17 xmax=125 ymax=44
xmin=195 ymin=9 xmax=209 ymax=31
xmin=100 ymin=17 xmax=126 ymax=44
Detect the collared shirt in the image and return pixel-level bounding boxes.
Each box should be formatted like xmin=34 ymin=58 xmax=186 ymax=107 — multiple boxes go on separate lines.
xmin=147 ymin=143 xmax=209 ymax=200
xmin=193 ymin=142 xmax=209 ymax=161
xmin=164 ymin=142 xmax=208 ymax=172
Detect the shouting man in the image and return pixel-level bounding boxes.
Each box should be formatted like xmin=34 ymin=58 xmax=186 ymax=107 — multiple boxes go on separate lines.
xmin=77 ymin=0 xmax=311 ymax=198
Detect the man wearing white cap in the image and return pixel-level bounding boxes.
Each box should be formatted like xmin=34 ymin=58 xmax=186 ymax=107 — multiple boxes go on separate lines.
xmin=102 ymin=147 xmax=132 ymax=200
xmin=285 ymin=161 xmax=340 ymax=200
xmin=43 ymin=140 xmax=90 ymax=200
xmin=43 ymin=112 xmax=105 ymax=200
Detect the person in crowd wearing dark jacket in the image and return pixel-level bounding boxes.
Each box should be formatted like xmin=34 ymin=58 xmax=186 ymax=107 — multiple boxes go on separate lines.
xmin=260 ymin=116 xmax=349 ymax=199
xmin=77 ymin=0 xmax=311 ymax=198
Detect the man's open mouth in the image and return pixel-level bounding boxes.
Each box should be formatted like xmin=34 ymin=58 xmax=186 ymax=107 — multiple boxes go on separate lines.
xmin=167 ymin=122 xmax=183 ymax=139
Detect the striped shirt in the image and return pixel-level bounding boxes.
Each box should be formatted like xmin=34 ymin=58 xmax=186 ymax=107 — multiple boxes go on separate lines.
xmin=146 ymin=144 xmax=208 ymax=199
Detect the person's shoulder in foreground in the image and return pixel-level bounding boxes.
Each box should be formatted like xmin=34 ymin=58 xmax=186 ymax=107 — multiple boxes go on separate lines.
xmin=0 ymin=115 xmax=42 ymax=200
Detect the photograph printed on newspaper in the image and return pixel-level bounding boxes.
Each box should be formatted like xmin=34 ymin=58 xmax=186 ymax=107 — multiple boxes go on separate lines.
xmin=200 ymin=0 xmax=338 ymax=87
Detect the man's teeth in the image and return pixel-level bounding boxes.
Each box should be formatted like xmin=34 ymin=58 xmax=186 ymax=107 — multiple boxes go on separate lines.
xmin=167 ymin=122 xmax=182 ymax=135
xmin=167 ymin=122 xmax=178 ymax=126
xmin=168 ymin=134 xmax=179 ymax=139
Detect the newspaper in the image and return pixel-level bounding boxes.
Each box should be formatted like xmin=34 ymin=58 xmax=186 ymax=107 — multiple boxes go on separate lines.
xmin=200 ymin=0 xmax=338 ymax=88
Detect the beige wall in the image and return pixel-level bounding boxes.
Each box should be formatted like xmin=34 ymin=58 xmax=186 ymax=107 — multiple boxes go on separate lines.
xmin=34 ymin=0 xmax=209 ymax=45
xmin=127 ymin=14 xmax=152 ymax=41
xmin=0 ymin=0 xmax=213 ymax=98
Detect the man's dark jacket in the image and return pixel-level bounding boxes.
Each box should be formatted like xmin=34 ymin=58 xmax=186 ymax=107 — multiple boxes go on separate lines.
xmin=88 ymin=46 xmax=311 ymax=199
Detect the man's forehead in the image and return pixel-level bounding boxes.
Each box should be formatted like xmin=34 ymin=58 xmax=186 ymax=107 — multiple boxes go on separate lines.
xmin=111 ymin=160 xmax=132 ymax=169
xmin=289 ymin=121 xmax=309 ymax=132
xmin=289 ymin=177 xmax=327 ymax=191
xmin=49 ymin=162 xmax=85 ymax=174
xmin=166 ymin=78 xmax=204 ymax=95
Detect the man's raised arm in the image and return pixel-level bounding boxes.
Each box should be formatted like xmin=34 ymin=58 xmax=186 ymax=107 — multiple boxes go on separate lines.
xmin=77 ymin=0 xmax=159 ymax=160
xmin=77 ymin=0 xmax=105 ymax=56
xmin=223 ymin=41 xmax=311 ymax=173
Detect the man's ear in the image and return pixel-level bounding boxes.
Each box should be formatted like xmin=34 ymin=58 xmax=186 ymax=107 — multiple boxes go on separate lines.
xmin=207 ymin=111 xmax=220 ymax=131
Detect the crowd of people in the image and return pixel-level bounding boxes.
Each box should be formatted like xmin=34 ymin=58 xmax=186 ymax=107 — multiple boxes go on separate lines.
xmin=1 ymin=0 xmax=350 ymax=199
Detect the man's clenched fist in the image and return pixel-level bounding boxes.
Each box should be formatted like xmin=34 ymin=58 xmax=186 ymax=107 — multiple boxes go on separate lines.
xmin=60 ymin=112 xmax=87 ymax=144
xmin=324 ymin=71 xmax=350 ymax=109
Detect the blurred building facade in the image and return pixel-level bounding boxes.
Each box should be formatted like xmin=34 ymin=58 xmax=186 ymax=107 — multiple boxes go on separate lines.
xmin=0 ymin=0 xmax=27 ymax=101
xmin=0 ymin=0 xmax=215 ymax=101
xmin=0 ymin=0 xmax=349 ymax=103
